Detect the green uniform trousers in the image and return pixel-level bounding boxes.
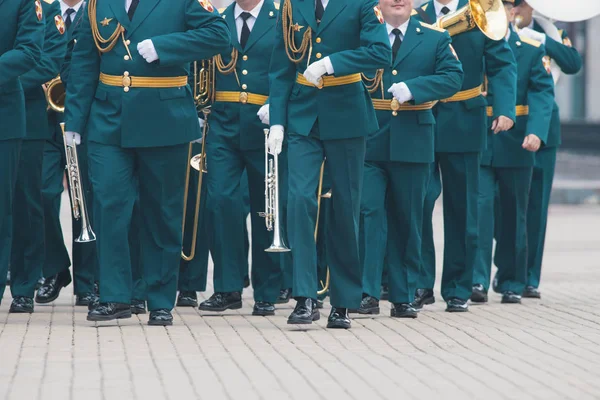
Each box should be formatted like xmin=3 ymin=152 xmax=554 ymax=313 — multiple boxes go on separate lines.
xmin=420 ymin=152 xmax=480 ymax=301
xmin=287 ymin=131 xmax=365 ymax=308
xmin=474 ymin=166 xmax=532 ymax=293
xmin=10 ymin=140 xmax=45 ymax=297
xmin=240 ymin=169 xmax=250 ymax=286
xmin=0 ymin=139 xmax=22 ymax=300
xmin=207 ymin=135 xmax=285 ymax=303
xmin=130 ymin=182 xmax=146 ymax=301
xmin=315 ymin=171 xmax=332 ymax=298
xmin=179 ymin=143 xmax=209 ymax=293
xmin=361 ymin=161 xmax=429 ymax=303
xmin=41 ymin=131 xmax=98 ymax=295
xmin=87 ymin=142 xmax=188 ymax=310
xmin=526 ymin=146 xmax=557 ymax=288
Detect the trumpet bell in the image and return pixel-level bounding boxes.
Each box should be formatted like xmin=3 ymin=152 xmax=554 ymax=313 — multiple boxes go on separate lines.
xmin=75 ymin=227 xmax=97 ymax=243
xmin=190 ymin=154 xmax=206 ymax=172
xmin=438 ymin=0 xmax=508 ymax=41
xmin=46 ymin=77 xmax=66 ymax=113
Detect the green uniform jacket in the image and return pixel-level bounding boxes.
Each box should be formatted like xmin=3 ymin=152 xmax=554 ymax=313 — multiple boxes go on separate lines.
xmin=212 ymin=0 xmax=277 ymax=151
xmin=0 ymin=0 xmax=44 ymax=141
xmin=22 ymin=0 xmax=67 ymax=140
xmin=60 ymin=4 xmax=87 ymax=90
xmin=415 ymin=0 xmax=517 ymax=153
xmin=65 ymin=0 xmax=231 ymax=147
xmin=365 ymin=19 xmax=463 ymax=163
xmin=534 ymin=23 xmax=582 ymax=148
xmin=482 ymin=30 xmax=554 ymax=168
xmin=269 ymin=0 xmax=391 ymax=139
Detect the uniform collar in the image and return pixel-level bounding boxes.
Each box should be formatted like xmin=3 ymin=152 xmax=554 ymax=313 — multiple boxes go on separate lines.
xmin=234 ymin=0 xmax=264 ymax=20
xmin=60 ymin=0 xmax=84 ymax=15
xmin=434 ymin=0 xmax=459 ymax=17
xmin=386 ymin=18 xmax=410 ymax=38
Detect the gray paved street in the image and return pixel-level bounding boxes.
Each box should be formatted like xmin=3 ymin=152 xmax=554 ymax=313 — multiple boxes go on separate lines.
xmin=1 ymin=194 xmax=599 ymax=400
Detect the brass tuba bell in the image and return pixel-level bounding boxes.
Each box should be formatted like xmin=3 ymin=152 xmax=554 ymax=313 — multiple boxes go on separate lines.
xmin=437 ymin=0 xmax=508 ymax=41
xmin=45 ymin=76 xmax=66 ymax=113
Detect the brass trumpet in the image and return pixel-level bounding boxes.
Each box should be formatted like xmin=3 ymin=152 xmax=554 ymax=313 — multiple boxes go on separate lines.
xmin=181 ymin=60 xmax=214 ymax=261
xmin=46 ymin=76 xmax=66 ymax=113
xmin=60 ymin=123 xmax=96 ymax=243
xmin=316 ymin=160 xmax=330 ymax=296
xmin=437 ymin=0 xmax=508 ymax=41
xmin=261 ymin=129 xmax=290 ymax=253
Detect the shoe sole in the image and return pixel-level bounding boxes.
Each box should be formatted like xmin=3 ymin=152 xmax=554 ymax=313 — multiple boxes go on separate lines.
xmin=252 ymin=310 xmax=276 ymax=316
xmin=470 ymin=294 xmax=488 ymax=303
xmin=357 ymin=307 xmax=380 ymax=315
xmin=199 ymin=301 xmax=242 ymax=312
xmin=87 ymin=310 xmax=132 ymax=321
xmin=326 ymin=321 xmax=351 ymax=329
xmin=522 ymin=294 xmax=541 ymax=299
xmin=445 ymin=307 xmax=469 ymax=313
xmin=390 ymin=312 xmax=418 ymax=319
xmin=35 ymin=293 xmax=61 ymax=304
xmin=75 ymin=301 xmax=90 ymax=307
xmin=501 ymin=299 xmax=522 ymax=304
xmin=9 ymin=307 xmax=33 ymax=314
xmin=148 ymin=320 xmax=173 ymax=326
xmin=176 ymin=301 xmax=198 ymax=307
xmin=275 ymin=298 xmax=290 ymax=305
xmin=131 ymin=309 xmax=147 ymax=315
xmin=287 ymin=312 xmax=320 ymax=325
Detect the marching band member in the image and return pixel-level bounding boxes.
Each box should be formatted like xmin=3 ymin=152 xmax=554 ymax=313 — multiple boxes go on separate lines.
xmin=268 ymin=0 xmax=391 ymax=328
xmin=512 ymin=0 xmax=582 ymax=299
xmin=357 ymin=0 xmax=463 ymax=317
xmin=38 ymin=0 xmax=99 ymax=307
xmin=64 ymin=0 xmax=230 ymax=325
xmin=0 ymin=0 xmax=44 ymax=306
xmin=199 ymin=0 xmax=287 ymax=317
xmin=413 ymin=0 xmax=517 ymax=312
xmin=472 ymin=0 xmax=554 ymax=304
xmin=8 ymin=0 xmax=67 ymax=314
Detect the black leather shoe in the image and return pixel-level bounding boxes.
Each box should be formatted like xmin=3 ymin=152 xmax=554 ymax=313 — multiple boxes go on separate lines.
xmin=501 ymin=291 xmax=522 ymax=304
xmin=35 ymin=269 xmax=72 ymax=304
xmin=357 ymin=296 xmax=380 ymax=315
xmin=252 ymin=301 xmax=275 ymax=316
xmin=287 ymin=298 xmax=320 ymax=324
xmin=380 ymin=285 xmax=389 ymax=301
xmin=522 ymin=286 xmax=541 ymax=299
xmin=148 ymin=309 xmax=173 ymax=326
xmin=446 ymin=298 xmax=469 ymax=312
xmin=316 ymin=299 xmax=324 ymax=309
xmin=176 ymin=291 xmax=198 ymax=307
xmin=87 ymin=295 xmax=100 ymax=311
xmin=131 ymin=299 xmax=147 ymax=314
xmin=35 ymin=277 xmax=45 ymax=290
xmin=87 ymin=303 xmax=132 ymax=321
xmin=9 ymin=296 xmax=34 ymax=313
xmin=391 ymin=303 xmax=418 ymax=318
xmin=199 ymin=292 xmax=242 ymax=312
xmin=326 ymin=307 xmax=351 ymax=329
xmin=76 ymin=292 xmax=98 ymax=306
xmin=412 ymin=288 xmax=435 ymax=309
xmin=470 ymin=284 xmax=488 ymax=303
xmin=492 ymin=272 xmax=499 ymax=293
xmin=276 ymin=288 xmax=292 ymax=304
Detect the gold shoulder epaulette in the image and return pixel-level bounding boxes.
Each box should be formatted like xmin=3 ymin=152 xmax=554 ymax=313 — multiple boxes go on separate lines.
xmin=274 ymin=2 xmax=280 ymax=10
xmin=421 ymin=3 xmax=429 ymax=11
xmin=43 ymin=0 xmax=55 ymax=4
xmin=411 ymin=9 xmax=418 ymax=16
xmin=558 ymin=29 xmax=564 ymax=36
xmin=519 ymin=36 xmax=542 ymax=48
xmin=218 ymin=7 xmax=226 ymax=14
xmin=420 ymin=21 xmax=444 ymax=33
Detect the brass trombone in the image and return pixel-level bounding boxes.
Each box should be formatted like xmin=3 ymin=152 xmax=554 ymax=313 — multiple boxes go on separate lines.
xmin=45 ymin=76 xmax=66 ymax=113
xmin=437 ymin=0 xmax=508 ymax=40
xmin=181 ymin=60 xmax=214 ymax=261
xmin=316 ymin=160 xmax=331 ymax=296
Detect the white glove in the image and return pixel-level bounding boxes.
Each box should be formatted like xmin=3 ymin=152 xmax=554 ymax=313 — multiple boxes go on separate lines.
xmin=65 ymin=131 xmax=81 ymax=146
xmin=268 ymin=125 xmax=284 ymax=155
xmin=257 ymin=104 xmax=270 ymax=125
xmin=519 ymin=28 xmax=546 ymax=45
xmin=137 ymin=39 xmax=159 ymax=63
xmin=303 ymin=58 xmax=329 ymax=86
xmin=387 ymin=82 xmax=413 ymax=104
xmin=192 ymin=118 xmax=205 ymax=143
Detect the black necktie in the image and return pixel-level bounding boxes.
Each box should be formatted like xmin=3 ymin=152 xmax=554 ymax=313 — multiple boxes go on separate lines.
xmin=315 ymin=0 xmax=324 ymax=23
xmin=391 ymin=28 xmax=402 ymax=61
xmin=128 ymin=0 xmax=140 ymax=20
xmin=64 ymin=8 xmax=75 ymax=31
xmin=441 ymin=6 xmax=450 ymax=15
xmin=240 ymin=12 xmax=252 ymax=49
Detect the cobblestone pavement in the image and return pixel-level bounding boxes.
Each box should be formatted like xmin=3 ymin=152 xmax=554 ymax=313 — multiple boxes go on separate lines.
xmin=1 ymin=202 xmax=599 ymax=400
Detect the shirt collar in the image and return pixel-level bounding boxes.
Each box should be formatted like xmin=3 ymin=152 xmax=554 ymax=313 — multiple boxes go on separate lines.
xmin=434 ymin=0 xmax=460 ymax=17
xmin=60 ymin=0 xmax=84 ymax=16
xmin=505 ymin=25 xmax=512 ymax=42
xmin=386 ymin=18 xmax=410 ymax=38
xmin=234 ymin=0 xmax=264 ymax=20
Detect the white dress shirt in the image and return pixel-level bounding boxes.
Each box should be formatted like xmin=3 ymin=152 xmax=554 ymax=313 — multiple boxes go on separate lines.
xmin=434 ymin=0 xmax=459 ymax=19
xmin=125 ymin=0 xmax=132 ymax=11
xmin=59 ymin=0 xmax=84 ymax=22
xmin=386 ymin=19 xmax=410 ymax=46
xmin=234 ymin=0 xmax=264 ymax=42
xmin=316 ymin=0 xmax=329 ymax=9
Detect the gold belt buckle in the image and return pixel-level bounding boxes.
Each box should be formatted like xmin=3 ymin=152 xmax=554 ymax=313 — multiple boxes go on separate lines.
xmin=239 ymin=92 xmax=248 ymax=104
xmin=391 ymin=98 xmax=400 ymax=116
xmin=122 ymin=71 xmax=131 ymax=92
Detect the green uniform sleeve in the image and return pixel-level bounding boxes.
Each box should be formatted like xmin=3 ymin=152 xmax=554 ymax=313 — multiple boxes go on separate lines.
xmin=0 ymin=0 xmax=44 ymax=86
xmin=151 ymin=0 xmax=231 ymax=67
xmin=20 ymin=1 xmax=68 ymax=92
xmin=526 ymin=45 xmax=554 ymax=144
xmin=268 ymin=8 xmax=297 ymax=128
xmin=64 ymin=5 xmax=101 ymax=134
xmin=328 ymin=0 xmax=391 ymax=76
xmin=544 ymin=29 xmax=582 ymax=75
xmin=485 ymin=36 xmax=517 ymax=122
xmin=404 ymin=32 xmax=463 ymax=104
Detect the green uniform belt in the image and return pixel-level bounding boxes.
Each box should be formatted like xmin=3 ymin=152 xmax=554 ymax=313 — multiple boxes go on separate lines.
xmin=441 ymin=85 xmax=483 ymax=103
xmin=372 ymin=98 xmax=437 ymax=116
xmin=99 ymin=72 xmax=188 ymax=92
xmin=487 ymin=105 xmax=529 ymax=117
xmin=296 ymin=73 xmax=362 ymax=89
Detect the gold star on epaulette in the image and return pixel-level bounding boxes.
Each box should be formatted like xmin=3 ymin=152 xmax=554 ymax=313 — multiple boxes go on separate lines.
xmin=293 ymin=23 xmax=304 ymax=31
xmin=100 ymin=17 xmax=113 ymax=26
